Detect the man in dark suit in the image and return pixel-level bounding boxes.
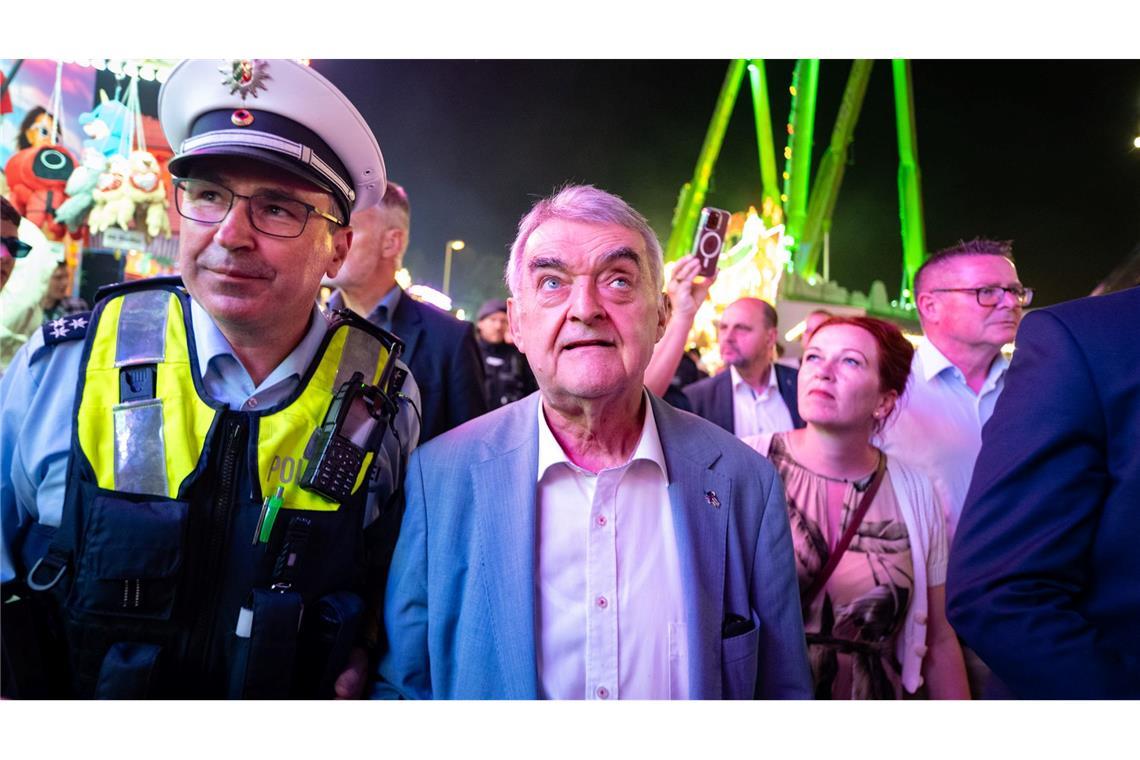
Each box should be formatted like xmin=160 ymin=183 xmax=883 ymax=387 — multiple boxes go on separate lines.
xmin=946 ymin=285 xmax=1140 ymax=698
xmin=684 ymin=297 xmax=803 ymax=436
xmin=326 ymin=182 xmax=487 ymax=442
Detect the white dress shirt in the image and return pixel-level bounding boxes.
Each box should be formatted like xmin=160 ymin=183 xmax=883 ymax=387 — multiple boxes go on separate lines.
xmin=876 ymin=338 xmax=1009 ymax=541
xmin=730 ymin=364 xmax=795 ymax=439
xmin=534 ymin=393 xmax=689 ymax=700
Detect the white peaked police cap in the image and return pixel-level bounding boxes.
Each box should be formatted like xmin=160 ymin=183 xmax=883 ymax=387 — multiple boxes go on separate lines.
xmin=159 ymin=59 xmax=385 ymax=222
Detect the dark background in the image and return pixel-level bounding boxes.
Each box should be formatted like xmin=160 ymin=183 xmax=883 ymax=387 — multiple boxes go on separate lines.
xmin=140 ymin=60 xmax=1140 ymax=317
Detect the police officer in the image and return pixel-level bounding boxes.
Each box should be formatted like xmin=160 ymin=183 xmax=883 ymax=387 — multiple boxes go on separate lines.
xmin=474 ymin=298 xmax=537 ymax=409
xmin=0 ymin=59 xmax=420 ymax=698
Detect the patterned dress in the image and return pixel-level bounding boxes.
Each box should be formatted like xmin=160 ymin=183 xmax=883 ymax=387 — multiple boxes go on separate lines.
xmin=768 ymin=433 xmax=914 ymax=700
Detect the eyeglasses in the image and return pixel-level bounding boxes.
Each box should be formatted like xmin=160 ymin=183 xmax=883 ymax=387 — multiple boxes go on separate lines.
xmin=927 ymin=286 xmax=1034 ymax=307
xmin=173 ymin=177 xmax=344 ymax=239
xmin=1 ymin=236 xmax=33 ymax=259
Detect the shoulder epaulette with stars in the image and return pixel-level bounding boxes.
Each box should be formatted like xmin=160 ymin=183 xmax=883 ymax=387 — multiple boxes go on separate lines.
xmin=42 ymin=312 xmax=92 ymax=347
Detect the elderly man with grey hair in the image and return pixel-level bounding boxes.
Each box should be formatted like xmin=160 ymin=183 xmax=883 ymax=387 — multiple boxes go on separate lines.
xmin=375 ymin=184 xmax=810 ymax=700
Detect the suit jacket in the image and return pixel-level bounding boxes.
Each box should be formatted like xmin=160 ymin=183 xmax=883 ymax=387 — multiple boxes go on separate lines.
xmin=683 ymin=364 xmax=804 ymax=434
xmin=389 ymin=289 xmax=488 ymax=442
xmin=946 ymin=286 xmax=1140 ymax=698
xmin=375 ymin=392 xmax=812 ymax=699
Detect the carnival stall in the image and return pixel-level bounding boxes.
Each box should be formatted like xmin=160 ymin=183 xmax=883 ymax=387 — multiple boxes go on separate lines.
xmin=1 ymin=59 xmax=180 ymax=308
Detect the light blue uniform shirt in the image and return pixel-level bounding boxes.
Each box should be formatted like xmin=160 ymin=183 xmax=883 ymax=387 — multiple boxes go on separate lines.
xmin=0 ymin=297 xmax=419 ymax=584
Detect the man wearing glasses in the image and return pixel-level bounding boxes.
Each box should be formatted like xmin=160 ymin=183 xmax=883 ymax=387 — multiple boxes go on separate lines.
xmin=875 ymin=238 xmax=1030 ymax=697
xmin=1 ymin=196 xmax=59 ymax=374
xmin=878 ymin=238 xmax=1031 ymax=543
xmin=0 ymin=59 xmax=419 ymax=698
xmin=0 ymin=197 xmax=33 ymax=290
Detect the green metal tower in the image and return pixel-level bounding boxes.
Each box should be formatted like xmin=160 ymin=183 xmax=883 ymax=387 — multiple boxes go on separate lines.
xmin=665 ymin=59 xmax=930 ymax=308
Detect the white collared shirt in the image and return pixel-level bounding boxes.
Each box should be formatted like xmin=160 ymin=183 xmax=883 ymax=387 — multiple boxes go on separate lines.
xmin=534 ymin=393 xmax=689 ymax=700
xmin=730 ymin=364 xmax=795 ymax=439
xmin=876 ymin=337 xmax=1009 ymax=541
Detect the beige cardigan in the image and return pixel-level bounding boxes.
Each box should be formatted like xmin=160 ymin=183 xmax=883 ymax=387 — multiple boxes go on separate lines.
xmin=743 ymin=432 xmax=948 ymax=694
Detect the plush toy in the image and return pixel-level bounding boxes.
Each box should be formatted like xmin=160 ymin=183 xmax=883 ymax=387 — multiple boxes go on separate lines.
xmin=78 ymin=92 xmax=132 ymax=159
xmin=88 ymin=155 xmax=135 ymax=234
xmin=4 ymin=144 xmax=75 ymax=241
xmin=125 ymin=150 xmax=171 ymax=239
xmin=145 ymin=195 xmax=172 ymax=239
xmin=54 ymin=146 xmax=108 ymax=234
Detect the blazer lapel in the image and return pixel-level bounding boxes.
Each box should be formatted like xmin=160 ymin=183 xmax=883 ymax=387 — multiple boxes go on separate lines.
xmin=391 ymin=289 xmax=424 ymax=363
xmin=714 ymin=371 xmax=735 ymax=434
xmin=776 ymin=365 xmax=803 ymax=427
xmin=470 ymin=401 xmax=540 ymax=698
xmin=653 ymin=396 xmax=730 ymax=699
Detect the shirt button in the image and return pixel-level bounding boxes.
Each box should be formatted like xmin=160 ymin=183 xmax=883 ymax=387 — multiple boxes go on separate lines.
xmin=915 ymin=612 xmax=928 ymax=625
xmin=596 ymin=596 xmax=608 ymax=609
xmin=596 ymin=685 xmax=609 ymax=699
xmin=914 ymin=644 xmax=928 ymax=658
xmin=596 ymin=514 xmax=607 ymax=527
xmin=245 ymin=397 xmax=258 ymax=409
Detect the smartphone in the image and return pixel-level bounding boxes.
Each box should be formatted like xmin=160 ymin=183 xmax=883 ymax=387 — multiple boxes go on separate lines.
xmin=691 ymin=206 xmax=728 ymax=277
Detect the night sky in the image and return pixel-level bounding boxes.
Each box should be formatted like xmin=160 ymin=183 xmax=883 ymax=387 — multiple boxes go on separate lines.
xmin=306 ymin=59 xmax=1138 ymax=318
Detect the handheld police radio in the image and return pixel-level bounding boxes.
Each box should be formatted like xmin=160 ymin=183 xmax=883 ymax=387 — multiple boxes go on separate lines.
xmin=298 ymin=372 xmax=382 ymax=502
xmin=298 ymin=310 xmax=405 ymax=503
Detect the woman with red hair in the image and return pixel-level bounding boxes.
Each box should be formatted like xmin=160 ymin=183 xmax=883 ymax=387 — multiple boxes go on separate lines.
xmin=745 ymin=316 xmax=968 ymax=699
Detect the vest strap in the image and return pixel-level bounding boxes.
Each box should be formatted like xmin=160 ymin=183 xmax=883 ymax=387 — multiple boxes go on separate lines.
xmin=110 ymin=290 xmax=173 ymax=494
xmin=272 ymin=515 xmax=312 ymax=590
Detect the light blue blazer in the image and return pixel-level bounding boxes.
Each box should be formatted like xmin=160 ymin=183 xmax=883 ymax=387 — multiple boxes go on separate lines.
xmin=375 ymin=392 xmax=812 ymax=699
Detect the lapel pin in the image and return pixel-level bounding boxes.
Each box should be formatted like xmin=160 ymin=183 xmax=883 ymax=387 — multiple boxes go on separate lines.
xmin=705 ymin=490 xmax=721 ymax=509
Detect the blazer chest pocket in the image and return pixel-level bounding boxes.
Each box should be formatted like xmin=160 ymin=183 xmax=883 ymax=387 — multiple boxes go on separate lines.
xmin=73 ymin=494 xmax=189 ymax=621
xmin=721 ymin=615 xmax=760 ymax=700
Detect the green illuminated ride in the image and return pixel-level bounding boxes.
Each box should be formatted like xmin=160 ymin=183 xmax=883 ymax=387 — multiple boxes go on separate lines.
xmin=666 ymin=59 xmax=929 ymax=311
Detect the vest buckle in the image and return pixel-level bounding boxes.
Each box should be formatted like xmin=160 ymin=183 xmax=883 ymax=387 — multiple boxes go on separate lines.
xmin=26 ymin=549 xmax=70 ymax=592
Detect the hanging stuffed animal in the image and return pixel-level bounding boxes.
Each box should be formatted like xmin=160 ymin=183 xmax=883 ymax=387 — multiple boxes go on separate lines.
xmin=88 ymin=155 xmax=136 ymax=234
xmin=4 ymin=143 xmax=76 ymax=241
xmin=145 ymin=193 xmax=172 ymax=239
xmin=78 ymin=92 xmax=132 ymax=159
xmin=125 ymin=150 xmax=171 ymax=239
xmin=55 ymin=146 xmax=108 ymax=234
